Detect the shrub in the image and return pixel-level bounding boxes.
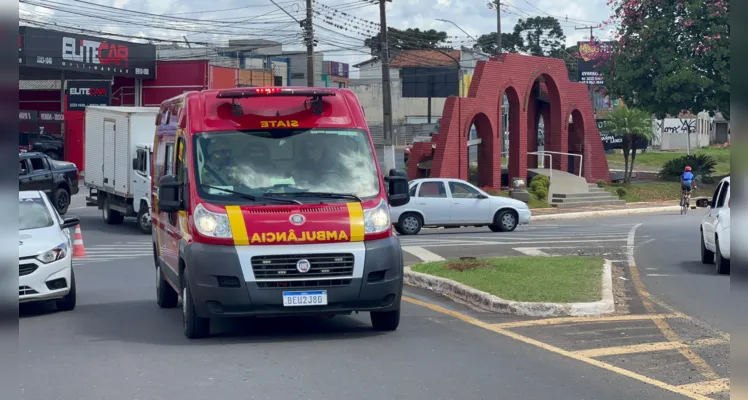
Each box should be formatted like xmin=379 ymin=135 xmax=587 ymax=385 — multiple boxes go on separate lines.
xmin=616 ymin=187 xmax=627 ymax=199
xmin=529 ymin=175 xmax=551 ymax=201
xmin=597 ymin=179 xmax=607 ymax=188
xmin=660 ymin=154 xmax=717 ymax=181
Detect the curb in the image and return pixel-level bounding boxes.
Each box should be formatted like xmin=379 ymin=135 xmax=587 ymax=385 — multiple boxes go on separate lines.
xmin=404 ymin=259 xmax=615 ymax=317
xmin=531 ymin=205 xmax=681 ymax=221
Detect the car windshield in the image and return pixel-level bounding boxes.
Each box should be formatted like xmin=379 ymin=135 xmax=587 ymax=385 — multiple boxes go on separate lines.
xmin=193 ymin=128 xmax=380 ymax=201
xmin=19 ymin=197 xmax=54 ymax=230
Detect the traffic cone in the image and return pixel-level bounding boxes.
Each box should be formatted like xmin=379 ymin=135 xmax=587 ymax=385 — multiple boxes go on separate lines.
xmin=72 ymin=225 xmax=86 ymax=258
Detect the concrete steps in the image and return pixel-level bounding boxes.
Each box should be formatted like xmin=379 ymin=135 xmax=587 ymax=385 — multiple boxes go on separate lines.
xmin=550 ymin=184 xmax=625 ymax=208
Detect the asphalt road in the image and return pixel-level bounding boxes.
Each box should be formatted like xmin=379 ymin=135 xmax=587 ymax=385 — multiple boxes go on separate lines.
xmin=19 ymin=196 xmax=725 ymax=399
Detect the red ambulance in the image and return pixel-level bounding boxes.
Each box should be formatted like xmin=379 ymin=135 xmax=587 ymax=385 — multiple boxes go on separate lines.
xmin=151 ymin=87 xmax=410 ymax=339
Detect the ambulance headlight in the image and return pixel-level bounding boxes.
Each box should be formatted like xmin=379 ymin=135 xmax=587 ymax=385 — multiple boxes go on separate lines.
xmin=363 ymin=199 xmax=390 ymax=234
xmin=193 ymin=203 xmax=233 ymax=239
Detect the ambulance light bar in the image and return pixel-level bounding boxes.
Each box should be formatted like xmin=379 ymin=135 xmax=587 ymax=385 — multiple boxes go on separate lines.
xmin=217 ymin=88 xmax=337 ymax=99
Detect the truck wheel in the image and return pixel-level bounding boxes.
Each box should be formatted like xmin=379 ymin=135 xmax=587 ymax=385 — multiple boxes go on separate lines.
xmin=182 ymin=270 xmax=210 ymax=339
xmin=102 ymin=199 xmax=124 ymax=225
xmin=156 ymin=265 xmax=178 ymax=308
xmin=138 ymin=206 xmax=152 ymax=234
xmin=54 ymin=188 xmax=70 ymax=215
xmin=371 ymin=308 xmax=400 ymax=331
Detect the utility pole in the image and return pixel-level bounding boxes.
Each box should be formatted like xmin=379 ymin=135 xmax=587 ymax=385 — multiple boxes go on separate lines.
xmin=495 ymin=0 xmax=502 ymax=54
xmin=575 ymin=25 xmax=596 ymax=42
xmin=379 ymin=0 xmax=395 ymax=172
xmin=305 ymin=0 xmax=314 ymax=87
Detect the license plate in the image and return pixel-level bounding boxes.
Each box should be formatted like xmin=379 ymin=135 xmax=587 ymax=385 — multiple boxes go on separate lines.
xmin=282 ymin=290 xmax=328 ymax=307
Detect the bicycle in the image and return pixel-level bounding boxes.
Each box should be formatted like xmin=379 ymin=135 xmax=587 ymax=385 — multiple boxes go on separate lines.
xmin=680 ymin=186 xmax=695 ymax=214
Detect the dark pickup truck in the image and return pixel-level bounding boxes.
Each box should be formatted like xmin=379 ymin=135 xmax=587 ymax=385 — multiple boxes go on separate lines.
xmin=19 ymin=152 xmax=79 ymax=214
xmin=19 ymin=132 xmax=64 ymax=160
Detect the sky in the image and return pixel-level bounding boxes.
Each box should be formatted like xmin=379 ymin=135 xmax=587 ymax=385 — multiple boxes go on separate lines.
xmin=19 ymin=0 xmax=614 ymax=77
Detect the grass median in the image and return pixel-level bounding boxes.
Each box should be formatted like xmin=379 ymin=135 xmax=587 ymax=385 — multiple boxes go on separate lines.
xmin=410 ymin=256 xmax=604 ymax=303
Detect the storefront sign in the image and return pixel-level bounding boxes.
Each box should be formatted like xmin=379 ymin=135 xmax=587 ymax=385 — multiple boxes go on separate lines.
xmin=20 ymin=26 xmax=156 ymax=79
xmin=39 ymin=111 xmax=65 ymax=122
xmin=19 ymin=110 xmax=37 ymax=123
xmin=66 ymin=80 xmax=112 ymax=111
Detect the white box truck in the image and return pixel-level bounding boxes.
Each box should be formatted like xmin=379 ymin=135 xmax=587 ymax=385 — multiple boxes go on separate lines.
xmin=84 ymin=106 xmax=159 ymax=234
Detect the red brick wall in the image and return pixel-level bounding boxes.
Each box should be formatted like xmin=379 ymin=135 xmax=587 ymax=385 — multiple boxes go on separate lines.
xmin=430 ymin=53 xmax=610 ymax=185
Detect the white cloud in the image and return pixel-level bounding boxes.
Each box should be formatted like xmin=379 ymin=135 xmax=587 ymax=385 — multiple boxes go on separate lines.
xmin=20 ymin=0 xmax=613 ymax=71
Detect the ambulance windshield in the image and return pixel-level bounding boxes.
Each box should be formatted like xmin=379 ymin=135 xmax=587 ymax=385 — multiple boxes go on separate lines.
xmin=194 ymin=128 xmax=381 ymax=201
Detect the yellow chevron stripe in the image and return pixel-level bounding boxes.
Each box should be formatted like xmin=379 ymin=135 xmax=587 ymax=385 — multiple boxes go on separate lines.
xmin=225 ymin=206 xmax=249 ymax=245
xmin=347 ymin=202 xmax=365 ymax=242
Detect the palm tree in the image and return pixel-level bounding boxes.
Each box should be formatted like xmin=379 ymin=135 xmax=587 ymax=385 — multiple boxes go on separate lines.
xmin=602 ymin=106 xmax=654 ymax=182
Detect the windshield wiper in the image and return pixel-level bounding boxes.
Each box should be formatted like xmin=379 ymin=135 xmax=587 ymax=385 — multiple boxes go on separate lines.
xmin=202 ymin=185 xmax=301 ymax=204
xmin=267 ymin=191 xmax=362 ymax=202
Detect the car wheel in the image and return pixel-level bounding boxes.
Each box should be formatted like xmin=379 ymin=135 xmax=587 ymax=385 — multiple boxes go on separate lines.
xmin=45 ymin=151 xmax=60 ymax=160
xmin=182 ymin=270 xmax=210 ymax=339
xmin=56 ymin=269 xmax=76 ymax=311
xmin=102 ymin=198 xmax=124 ymax=225
xmin=371 ymin=308 xmax=400 ymax=331
xmin=494 ymin=210 xmax=518 ymax=232
xmin=54 ymin=188 xmax=70 ymax=215
xmin=156 ymin=265 xmax=179 ymax=308
xmin=715 ymin=238 xmax=730 ymax=275
xmin=700 ymin=231 xmax=714 ymax=264
xmin=138 ymin=206 xmax=152 ymax=234
xmin=397 ymin=213 xmax=422 ymax=235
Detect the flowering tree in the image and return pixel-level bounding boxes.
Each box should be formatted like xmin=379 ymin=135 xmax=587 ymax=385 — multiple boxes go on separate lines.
xmin=599 ymin=0 xmax=730 ymax=119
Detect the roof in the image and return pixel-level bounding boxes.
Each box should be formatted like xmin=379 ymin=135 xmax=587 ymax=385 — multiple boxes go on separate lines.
xmin=353 ymin=50 xmax=461 ymax=69
xmin=86 ymin=106 xmax=160 ymax=114
xmin=19 ymin=190 xmax=43 ymax=199
xmin=389 ymin=50 xmax=461 ymax=68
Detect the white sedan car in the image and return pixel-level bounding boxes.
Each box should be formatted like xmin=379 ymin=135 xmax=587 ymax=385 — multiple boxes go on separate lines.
xmin=696 ymin=176 xmax=730 ymax=274
xmin=390 ymin=178 xmax=531 ymax=235
xmin=19 ymin=190 xmax=80 ymax=310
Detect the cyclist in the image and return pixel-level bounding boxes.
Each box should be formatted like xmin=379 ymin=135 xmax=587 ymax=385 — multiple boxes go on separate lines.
xmin=680 ymin=166 xmax=696 ymax=205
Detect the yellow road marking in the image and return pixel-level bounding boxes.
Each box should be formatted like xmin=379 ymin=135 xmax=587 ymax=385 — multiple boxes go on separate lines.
xmin=627 ymin=224 xmax=721 ymax=381
xmin=346 ymin=202 xmax=365 ymax=242
xmin=225 ymin=206 xmax=249 ymax=245
xmin=573 ymin=338 xmax=727 ymax=358
xmin=678 ymin=378 xmax=730 ymax=396
xmin=491 ymin=314 xmax=676 ymax=329
xmin=402 ymin=296 xmax=711 ymax=400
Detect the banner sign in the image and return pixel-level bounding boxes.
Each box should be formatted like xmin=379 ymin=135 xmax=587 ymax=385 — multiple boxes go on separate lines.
xmin=597 ymin=119 xmax=649 ymax=150
xmin=577 ymin=41 xmax=614 ymax=86
xmin=19 ymin=27 xmax=156 ymax=79
xmin=19 ymin=110 xmax=37 ymax=123
xmin=66 ymin=80 xmax=112 ymax=111
xmin=39 ymin=111 xmax=65 ymax=123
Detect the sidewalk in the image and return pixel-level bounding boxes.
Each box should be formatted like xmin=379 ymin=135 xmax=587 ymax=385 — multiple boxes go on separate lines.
xmin=531 ymin=201 xmax=679 ymax=216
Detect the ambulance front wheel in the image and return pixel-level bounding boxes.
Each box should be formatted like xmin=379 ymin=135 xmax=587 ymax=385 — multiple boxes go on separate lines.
xmin=370 ymin=308 xmax=400 ymax=331
xmin=182 ymin=269 xmax=211 ymax=339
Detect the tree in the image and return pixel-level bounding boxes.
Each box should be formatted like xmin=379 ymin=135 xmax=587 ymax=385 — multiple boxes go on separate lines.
xmin=473 ymin=16 xmax=566 ymax=56
xmin=600 ymin=0 xmax=730 ymax=119
xmin=602 ymin=106 xmax=654 ymax=182
xmin=365 ymin=28 xmax=448 ymax=55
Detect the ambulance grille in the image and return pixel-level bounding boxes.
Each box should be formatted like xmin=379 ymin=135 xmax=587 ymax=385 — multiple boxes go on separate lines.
xmin=251 ymin=253 xmax=354 ymax=280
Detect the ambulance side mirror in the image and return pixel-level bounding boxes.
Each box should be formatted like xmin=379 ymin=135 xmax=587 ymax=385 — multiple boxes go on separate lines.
xmin=386 ymin=169 xmax=410 ymax=207
xmin=157 ymin=174 xmax=183 ymax=212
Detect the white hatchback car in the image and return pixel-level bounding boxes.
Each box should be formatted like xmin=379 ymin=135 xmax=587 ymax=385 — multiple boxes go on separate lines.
xmin=696 ymin=176 xmax=730 ymax=274
xmin=390 ymin=178 xmax=531 ymax=235
xmin=19 ymin=190 xmax=80 ymax=310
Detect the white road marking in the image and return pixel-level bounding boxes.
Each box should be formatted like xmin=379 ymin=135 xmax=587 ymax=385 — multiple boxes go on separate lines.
xmin=412 ymin=238 xmax=627 ymax=248
xmin=512 ymin=247 xmax=550 ymax=256
xmin=646 ymin=274 xmax=673 ymax=277
xmin=401 ymin=246 xmax=445 ymax=262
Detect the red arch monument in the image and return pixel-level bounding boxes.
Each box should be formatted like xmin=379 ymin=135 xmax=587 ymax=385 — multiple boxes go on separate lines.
xmin=406 ymin=53 xmax=611 ymax=188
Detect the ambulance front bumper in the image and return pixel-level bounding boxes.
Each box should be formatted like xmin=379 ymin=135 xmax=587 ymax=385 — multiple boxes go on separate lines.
xmin=181 ymin=236 xmax=403 ymax=318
